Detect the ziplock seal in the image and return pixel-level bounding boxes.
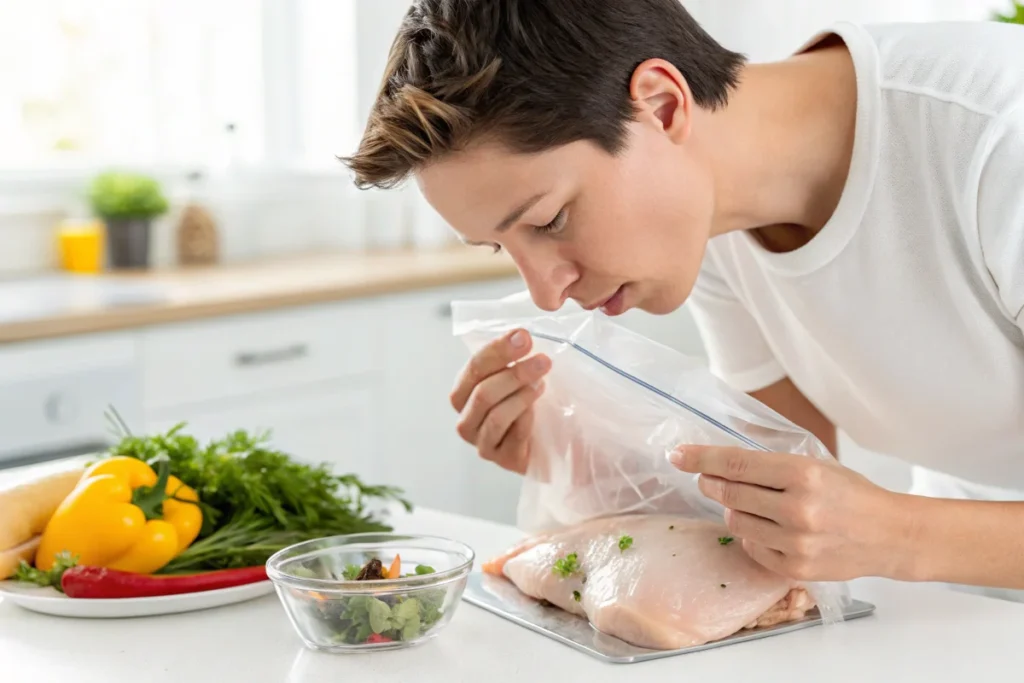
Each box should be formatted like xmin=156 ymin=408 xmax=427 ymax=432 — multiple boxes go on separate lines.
xmin=530 ymin=331 xmax=770 ymax=453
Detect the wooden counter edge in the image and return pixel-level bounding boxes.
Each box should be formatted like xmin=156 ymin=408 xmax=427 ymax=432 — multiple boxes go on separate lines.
xmin=0 ymin=255 xmax=520 ymax=345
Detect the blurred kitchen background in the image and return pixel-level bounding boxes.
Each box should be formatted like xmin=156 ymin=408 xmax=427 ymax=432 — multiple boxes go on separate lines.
xmin=0 ymin=1 xmax=1017 ymax=522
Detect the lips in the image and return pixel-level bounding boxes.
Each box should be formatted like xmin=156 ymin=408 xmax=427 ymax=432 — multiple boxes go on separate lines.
xmin=599 ymin=286 xmax=626 ymax=316
xmin=578 ymin=285 xmax=628 ymax=315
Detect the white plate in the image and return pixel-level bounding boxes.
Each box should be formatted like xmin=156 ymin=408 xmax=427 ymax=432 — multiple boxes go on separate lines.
xmin=0 ymin=579 xmax=275 ymax=618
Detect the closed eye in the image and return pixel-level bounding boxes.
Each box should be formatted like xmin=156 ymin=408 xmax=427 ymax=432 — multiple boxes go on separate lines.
xmin=535 ymin=208 xmax=567 ymax=236
xmin=485 ymin=209 xmax=568 ymax=255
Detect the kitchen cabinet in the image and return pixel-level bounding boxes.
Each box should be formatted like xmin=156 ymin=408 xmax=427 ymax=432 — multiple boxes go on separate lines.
xmin=145 ymin=379 xmax=380 ymax=485
xmin=0 ymin=332 xmax=144 ymax=469
xmin=373 ymin=277 xmax=527 ymax=524
xmin=139 ymin=297 xmax=384 ymax=487
xmin=139 ymin=299 xmax=378 ymax=414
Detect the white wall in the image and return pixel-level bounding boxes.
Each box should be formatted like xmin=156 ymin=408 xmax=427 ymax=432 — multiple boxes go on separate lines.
xmin=354 ymin=1 xmax=414 ymax=127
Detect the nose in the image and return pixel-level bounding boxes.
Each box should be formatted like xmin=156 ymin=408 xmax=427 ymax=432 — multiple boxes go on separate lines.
xmin=513 ymin=253 xmax=578 ymax=312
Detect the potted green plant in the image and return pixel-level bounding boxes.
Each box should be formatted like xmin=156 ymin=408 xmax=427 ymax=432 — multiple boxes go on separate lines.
xmin=993 ymin=1 xmax=1024 ymax=24
xmin=88 ymin=171 xmax=169 ymax=269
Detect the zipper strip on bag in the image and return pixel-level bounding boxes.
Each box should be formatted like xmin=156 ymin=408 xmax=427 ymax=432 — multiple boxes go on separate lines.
xmin=530 ymin=331 xmax=770 ymax=452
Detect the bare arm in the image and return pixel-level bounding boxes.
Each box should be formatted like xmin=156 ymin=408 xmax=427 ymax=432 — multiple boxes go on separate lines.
xmin=750 ymin=377 xmax=838 ymax=458
xmin=732 ymin=381 xmax=1024 ymax=589
xmin=900 ymin=496 xmax=1024 ymax=588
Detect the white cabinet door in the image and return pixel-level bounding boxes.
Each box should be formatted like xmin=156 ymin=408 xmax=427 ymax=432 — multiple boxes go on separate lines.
xmin=144 ymin=380 xmax=382 ymax=487
xmin=0 ymin=332 xmax=144 ymax=468
xmin=140 ymin=300 xmax=377 ymax=414
xmin=373 ymin=277 xmax=526 ymax=524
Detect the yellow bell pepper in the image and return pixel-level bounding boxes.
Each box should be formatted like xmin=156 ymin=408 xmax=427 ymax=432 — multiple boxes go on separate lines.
xmin=36 ymin=456 xmax=202 ymax=574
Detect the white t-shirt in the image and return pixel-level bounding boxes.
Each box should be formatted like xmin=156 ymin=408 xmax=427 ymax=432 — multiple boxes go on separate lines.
xmin=687 ymin=20 xmax=1024 ymax=499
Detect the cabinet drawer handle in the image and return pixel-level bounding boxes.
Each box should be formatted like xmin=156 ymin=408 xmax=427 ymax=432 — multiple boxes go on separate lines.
xmin=234 ymin=343 xmax=309 ymax=367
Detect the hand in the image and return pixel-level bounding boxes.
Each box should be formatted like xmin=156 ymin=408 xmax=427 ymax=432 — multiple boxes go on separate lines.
xmin=450 ymin=329 xmax=551 ymax=474
xmin=670 ymin=445 xmax=912 ymax=582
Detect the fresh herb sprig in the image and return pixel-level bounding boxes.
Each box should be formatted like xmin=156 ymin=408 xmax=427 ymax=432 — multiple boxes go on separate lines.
xmin=618 ymin=535 xmax=633 ymax=552
xmin=552 ymin=552 xmax=581 ymax=579
xmin=104 ymin=419 xmax=411 ymax=573
xmin=14 ymin=551 xmax=78 ymax=592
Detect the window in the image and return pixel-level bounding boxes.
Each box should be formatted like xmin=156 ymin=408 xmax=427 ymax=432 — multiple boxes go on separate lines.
xmin=295 ymin=0 xmax=359 ymax=167
xmin=0 ymin=0 xmax=357 ymax=173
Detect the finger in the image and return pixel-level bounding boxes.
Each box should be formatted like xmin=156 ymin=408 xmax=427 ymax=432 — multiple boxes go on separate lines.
xmin=699 ymin=475 xmax=789 ymax=522
xmin=477 ymin=383 xmax=544 ymax=458
xmin=450 ymin=329 xmax=534 ymax=412
xmin=670 ymin=445 xmax=801 ymax=490
xmin=724 ymin=509 xmax=789 ymax=552
xmin=493 ymin=401 xmax=537 ymax=475
xmin=458 ymin=355 xmax=551 ymax=443
xmin=741 ymin=538 xmax=787 ymax=575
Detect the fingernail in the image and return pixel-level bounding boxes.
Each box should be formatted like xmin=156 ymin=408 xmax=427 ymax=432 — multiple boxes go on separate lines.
xmin=510 ymin=330 xmax=527 ymax=348
xmin=669 ymin=447 xmax=691 ymax=470
xmin=531 ymin=354 xmax=551 ymax=372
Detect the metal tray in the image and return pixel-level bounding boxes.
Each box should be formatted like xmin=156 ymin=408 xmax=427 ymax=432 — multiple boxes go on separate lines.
xmin=462 ymin=572 xmax=876 ymax=664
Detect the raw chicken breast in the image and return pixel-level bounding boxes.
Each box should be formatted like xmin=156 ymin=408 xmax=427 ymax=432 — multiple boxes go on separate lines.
xmin=483 ymin=514 xmax=814 ymax=650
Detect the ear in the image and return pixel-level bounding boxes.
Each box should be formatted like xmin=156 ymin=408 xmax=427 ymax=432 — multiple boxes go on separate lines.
xmin=629 ymin=59 xmax=693 ymax=143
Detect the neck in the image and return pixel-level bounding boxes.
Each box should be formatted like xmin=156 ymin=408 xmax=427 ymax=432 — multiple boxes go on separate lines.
xmin=695 ymin=41 xmax=858 ymax=246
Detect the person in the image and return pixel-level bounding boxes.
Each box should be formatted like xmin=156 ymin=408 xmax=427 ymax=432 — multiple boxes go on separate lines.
xmin=341 ymin=0 xmax=1024 ymax=601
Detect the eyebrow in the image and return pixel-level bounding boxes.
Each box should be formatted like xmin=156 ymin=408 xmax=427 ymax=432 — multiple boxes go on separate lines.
xmin=495 ymin=193 xmax=546 ymax=233
xmin=459 ymin=192 xmax=548 ymax=248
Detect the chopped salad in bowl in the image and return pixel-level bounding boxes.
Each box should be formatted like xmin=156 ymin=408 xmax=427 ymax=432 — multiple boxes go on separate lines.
xmin=266 ymin=533 xmax=475 ymax=652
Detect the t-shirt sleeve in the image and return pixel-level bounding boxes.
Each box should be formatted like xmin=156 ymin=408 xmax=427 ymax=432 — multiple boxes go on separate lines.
xmin=976 ymin=107 xmax=1024 ymax=332
xmin=686 ymin=246 xmax=787 ymax=393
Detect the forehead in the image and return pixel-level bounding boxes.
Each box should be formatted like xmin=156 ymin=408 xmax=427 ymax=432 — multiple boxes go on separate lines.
xmin=416 ymin=140 xmax=590 ymax=237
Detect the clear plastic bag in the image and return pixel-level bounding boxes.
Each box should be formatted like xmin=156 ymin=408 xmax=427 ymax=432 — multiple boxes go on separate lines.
xmin=452 ymin=290 xmax=850 ymax=625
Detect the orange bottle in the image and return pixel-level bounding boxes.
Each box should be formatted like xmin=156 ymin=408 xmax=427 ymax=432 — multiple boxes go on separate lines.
xmin=56 ymin=219 xmax=105 ymax=274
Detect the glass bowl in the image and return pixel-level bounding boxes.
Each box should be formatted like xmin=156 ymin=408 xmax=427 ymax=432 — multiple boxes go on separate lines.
xmin=266 ymin=533 xmax=475 ymax=653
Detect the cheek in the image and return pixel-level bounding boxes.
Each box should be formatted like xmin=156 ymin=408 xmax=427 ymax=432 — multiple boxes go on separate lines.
xmin=569 ymin=133 xmax=714 ymax=295
xmin=633 ymin=153 xmax=711 ymax=254
xmin=644 ymin=139 xmax=713 ymax=235
xmin=617 ymin=139 xmax=714 ymax=309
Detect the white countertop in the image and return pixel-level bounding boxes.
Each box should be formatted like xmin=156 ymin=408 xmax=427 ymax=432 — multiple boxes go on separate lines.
xmin=2 ymin=507 xmax=1022 ymax=682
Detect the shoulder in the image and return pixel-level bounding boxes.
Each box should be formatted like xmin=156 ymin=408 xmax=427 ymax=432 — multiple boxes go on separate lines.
xmin=856 ymin=21 xmax=1024 ymax=117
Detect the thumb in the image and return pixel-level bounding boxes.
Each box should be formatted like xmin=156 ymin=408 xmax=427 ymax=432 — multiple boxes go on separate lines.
xmin=742 ymin=538 xmax=787 ymax=574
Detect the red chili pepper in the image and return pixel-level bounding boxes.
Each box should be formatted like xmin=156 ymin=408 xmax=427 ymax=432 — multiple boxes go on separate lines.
xmin=365 ymin=634 xmax=393 ymax=644
xmin=61 ymin=565 xmax=268 ymax=599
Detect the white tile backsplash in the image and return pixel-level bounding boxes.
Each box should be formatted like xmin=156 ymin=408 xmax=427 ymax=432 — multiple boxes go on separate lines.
xmin=0 ymin=169 xmax=394 ymax=274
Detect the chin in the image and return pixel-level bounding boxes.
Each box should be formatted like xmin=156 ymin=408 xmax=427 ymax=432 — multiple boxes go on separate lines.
xmin=637 ymin=292 xmax=685 ymax=316
xmin=641 ymin=303 xmax=679 ymax=315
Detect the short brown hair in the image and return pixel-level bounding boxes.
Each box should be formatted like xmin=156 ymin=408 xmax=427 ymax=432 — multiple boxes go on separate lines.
xmin=342 ymin=0 xmax=746 ymax=189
